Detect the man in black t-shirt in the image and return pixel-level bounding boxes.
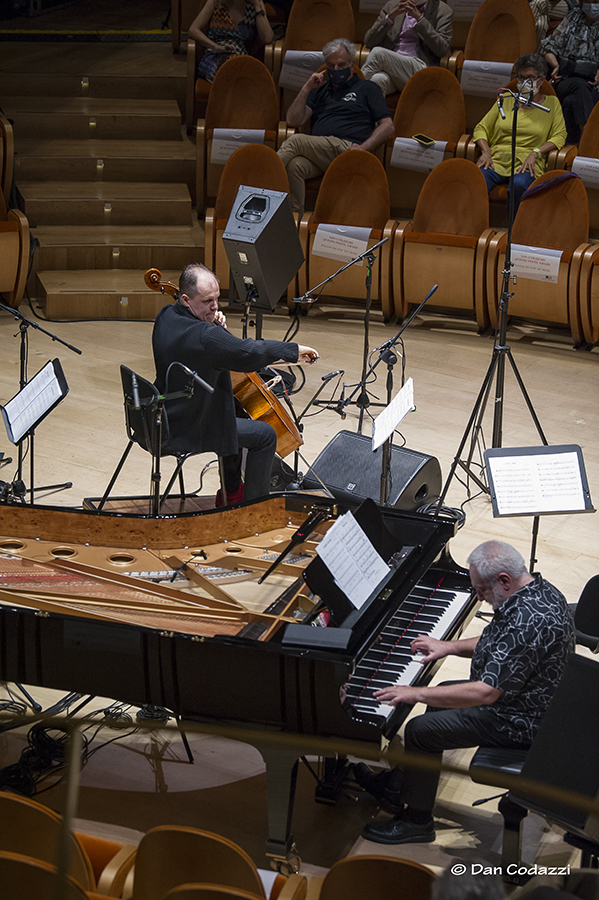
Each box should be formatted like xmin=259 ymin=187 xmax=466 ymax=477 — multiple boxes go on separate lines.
xmin=277 ymin=38 xmax=394 ymax=216
xmin=354 ymin=540 xmax=574 ymax=845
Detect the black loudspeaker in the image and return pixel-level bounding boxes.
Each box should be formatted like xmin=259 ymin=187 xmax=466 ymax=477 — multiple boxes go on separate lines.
xmin=511 ymin=654 xmax=599 ymax=840
xmin=302 ymin=430 xmax=441 ymax=511
xmin=222 ymin=185 xmax=304 ymax=311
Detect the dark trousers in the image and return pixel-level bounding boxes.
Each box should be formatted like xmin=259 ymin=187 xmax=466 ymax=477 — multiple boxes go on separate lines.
xmin=556 ymin=77 xmax=599 ymax=145
xmin=395 ymin=693 xmax=530 ymax=812
xmin=222 ymin=418 xmax=277 ymax=501
xmin=480 ymin=167 xmax=535 ymax=213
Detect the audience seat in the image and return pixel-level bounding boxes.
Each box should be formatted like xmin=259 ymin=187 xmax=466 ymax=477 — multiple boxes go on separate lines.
xmin=485 ymin=169 xmax=591 ymax=342
xmin=204 ymin=144 xmax=291 ymax=288
xmin=172 ymin=0 xmax=205 ymax=53
xmin=0 ymin=114 xmax=14 ymax=205
xmin=294 ymin=150 xmax=396 ymax=316
xmin=392 ymin=157 xmax=495 ymax=328
xmin=0 ymin=186 xmax=30 ymax=310
xmin=195 ymin=56 xmax=288 ymax=212
xmin=383 ymin=67 xmax=468 ymax=216
xmin=0 ymin=849 xmax=113 ymax=900
xmin=304 ymin=855 xmax=435 ymax=900
xmin=447 ymin=0 xmax=537 ymax=131
xmin=549 ymin=101 xmax=599 ymax=235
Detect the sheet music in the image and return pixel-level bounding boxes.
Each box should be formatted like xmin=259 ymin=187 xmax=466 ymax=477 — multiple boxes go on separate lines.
xmin=2 ymin=361 xmax=62 ymax=443
xmin=487 ymin=451 xmax=586 ymax=515
xmin=316 ymin=511 xmax=390 ymax=609
xmin=372 ymin=377 xmax=415 ymax=450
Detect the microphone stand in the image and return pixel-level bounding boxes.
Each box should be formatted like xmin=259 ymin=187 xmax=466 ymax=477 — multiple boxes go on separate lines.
xmin=0 ymin=301 xmax=81 ymax=504
xmin=293 ymin=236 xmax=389 ymax=431
xmin=434 ymin=82 xmax=549 ymax=535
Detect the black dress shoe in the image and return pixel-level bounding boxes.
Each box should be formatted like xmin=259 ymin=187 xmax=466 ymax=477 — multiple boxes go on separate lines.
xmin=362 ymin=813 xmax=435 ymax=845
xmin=353 ymin=763 xmax=404 ymax=812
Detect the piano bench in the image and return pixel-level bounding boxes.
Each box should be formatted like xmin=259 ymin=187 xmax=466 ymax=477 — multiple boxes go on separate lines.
xmin=469 ymin=746 xmax=529 ymax=883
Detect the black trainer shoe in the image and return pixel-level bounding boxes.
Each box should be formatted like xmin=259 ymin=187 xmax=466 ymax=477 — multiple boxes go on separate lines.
xmin=362 ymin=813 xmax=435 ymax=845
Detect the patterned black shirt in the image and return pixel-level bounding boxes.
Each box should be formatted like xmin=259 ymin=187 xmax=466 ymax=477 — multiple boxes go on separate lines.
xmin=470 ymin=574 xmax=575 ymax=745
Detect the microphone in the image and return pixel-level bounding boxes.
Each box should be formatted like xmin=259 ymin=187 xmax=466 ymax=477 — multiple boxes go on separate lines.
xmin=131 ymin=372 xmax=141 ymax=410
xmin=497 ymin=91 xmax=506 ymax=120
xmin=424 ymin=284 xmax=438 ymax=303
xmin=321 ymin=369 xmax=344 ymax=381
xmin=176 ymin=363 xmax=214 ymax=394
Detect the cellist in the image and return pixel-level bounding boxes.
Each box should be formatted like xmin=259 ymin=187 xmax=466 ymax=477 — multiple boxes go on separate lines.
xmin=152 ymin=263 xmax=318 ymax=506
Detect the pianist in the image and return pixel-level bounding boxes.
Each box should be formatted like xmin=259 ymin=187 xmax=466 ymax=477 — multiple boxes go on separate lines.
xmin=356 ymin=540 xmax=575 ymax=845
xmin=152 ymin=263 xmax=318 ymax=505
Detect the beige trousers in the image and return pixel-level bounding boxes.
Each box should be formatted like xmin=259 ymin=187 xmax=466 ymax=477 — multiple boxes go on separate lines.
xmin=277 ymin=133 xmax=353 ymax=216
xmin=361 ymin=47 xmax=426 ymax=95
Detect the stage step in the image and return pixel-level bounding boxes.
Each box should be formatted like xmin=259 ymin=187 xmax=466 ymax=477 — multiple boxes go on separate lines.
xmin=18 ymin=181 xmax=193 ymax=226
xmin=30 ymin=224 xmax=204 ymax=276
xmin=38 ymin=268 xmax=183 ymax=319
xmin=4 ymin=97 xmax=182 ymax=141
xmin=14 ymin=138 xmax=196 ymax=202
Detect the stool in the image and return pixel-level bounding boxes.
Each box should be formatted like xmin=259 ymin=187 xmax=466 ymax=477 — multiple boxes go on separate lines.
xmin=469 ymin=746 xmax=529 ymax=881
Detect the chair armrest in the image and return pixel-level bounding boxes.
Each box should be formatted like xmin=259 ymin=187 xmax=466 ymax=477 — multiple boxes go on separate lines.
xmin=0 ymin=114 xmax=14 ymax=203
xmin=204 ymin=206 xmax=216 ymax=271
xmin=391 ymin=219 xmax=412 ymax=318
xmin=569 ymin=241 xmax=593 ymax=344
xmin=96 ymin=845 xmax=137 ymax=897
xmin=381 ymin=218 xmax=397 ymax=320
xmin=442 ymin=49 xmax=462 ymax=75
xmin=6 ymin=207 xmax=29 ymax=307
xmin=186 ymin=39 xmax=198 ymax=132
xmin=484 ymin=229 xmax=507 ymax=325
xmin=305 ymin=876 xmax=324 ymax=900
xmin=276 ymin=873 xmax=308 ymax=900
xmin=474 ymin=227 xmax=496 ymax=332
xmin=196 ymin=120 xmax=207 ymax=212
xmin=456 ymin=133 xmax=474 ymax=160
xmin=578 ymin=242 xmax=599 ymax=345
xmin=548 ymin=143 xmax=577 ymax=170
xmin=292 ymin=212 xmax=313 ymax=305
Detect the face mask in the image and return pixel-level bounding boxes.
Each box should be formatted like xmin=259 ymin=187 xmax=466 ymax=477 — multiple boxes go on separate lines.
xmin=582 ymin=3 xmax=599 ymax=18
xmin=328 ymin=67 xmax=352 ymax=86
xmin=517 ymin=77 xmax=541 ymax=93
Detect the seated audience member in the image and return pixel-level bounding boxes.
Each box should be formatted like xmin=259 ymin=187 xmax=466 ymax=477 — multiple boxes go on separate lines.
xmin=472 ymin=53 xmax=566 ymax=212
xmin=361 ymin=0 xmax=453 ymax=96
xmin=277 ymin=38 xmax=394 ymax=216
xmin=541 ymin=0 xmax=599 ymax=144
xmin=355 ymin=540 xmax=574 ymax=845
xmin=189 ymin=0 xmax=273 ymax=83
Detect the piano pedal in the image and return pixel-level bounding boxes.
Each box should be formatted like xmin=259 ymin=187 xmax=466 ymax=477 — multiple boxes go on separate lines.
xmin=314 ymin=756 xmax=354 ymax=805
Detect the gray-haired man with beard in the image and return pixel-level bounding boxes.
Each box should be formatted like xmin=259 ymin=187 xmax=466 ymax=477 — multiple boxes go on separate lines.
xmin=355 ymin=540 xmax=575 ymax=845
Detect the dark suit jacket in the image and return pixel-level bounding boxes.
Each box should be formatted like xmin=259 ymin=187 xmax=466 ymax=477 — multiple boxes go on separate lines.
xmin=364 ymin=0 xmax=453 ymax=67
xmin=153 ymin=302 xmax=298 ymax=456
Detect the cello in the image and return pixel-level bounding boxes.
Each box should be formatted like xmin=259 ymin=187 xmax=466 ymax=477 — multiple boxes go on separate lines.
xmin=144 ymin=268 xmax=303 ymax=459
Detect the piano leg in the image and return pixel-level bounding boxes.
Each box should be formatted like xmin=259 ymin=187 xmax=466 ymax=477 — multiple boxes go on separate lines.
xmin=257 ymin=744 xmax=301 ymax=873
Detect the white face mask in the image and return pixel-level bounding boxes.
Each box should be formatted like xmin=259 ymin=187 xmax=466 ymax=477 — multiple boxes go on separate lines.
xmin=517 ymin=76 xmax=541 ymax=93
xmin=582 ymin=3 xmax=599 ymax=19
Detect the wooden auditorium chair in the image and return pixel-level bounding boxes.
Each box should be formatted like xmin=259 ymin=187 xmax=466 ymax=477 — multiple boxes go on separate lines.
xmin=294 ymin=150 xmax=396 ymax=317
xmin=164 ymin=889 xmax=268 ymax=900
xmin=304 ymin=855 xmax=435 ymax=900
xmin=484 ymin=169 xmax=591 ymax=343
xmin=0 ymin=852 xmax=105 ymax=900
xmin=0 ymin=186 xmax=30 ymax=310
xmin=172 ymin=0 xmax=205 ymax=53
xmin=391 ymin=157 xmax=495 ymax=329
xmin=446 ymin=0 xmax=537 ymax=131
xmin=383 ymin=66 xmax=468 ymax=216
xmin=264 ymin=0 xmax=354 ymax=109
xmin=547 ymin=101 xmax=599 ymax=234
xmin=0 ymin=789 xmax=135 ymax=896
xmin=195 ymin=57 xmax=289 ymax=212
xmin=104 ymin=825 xmax=306 ymax=900
xmin=204 ymin=143 xmax=290 ymax=287
xmin=1 ymin=114 xmax=14 ymax=204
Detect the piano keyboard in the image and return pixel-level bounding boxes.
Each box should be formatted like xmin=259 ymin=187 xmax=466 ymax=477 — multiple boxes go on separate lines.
xmin=345 ymin=577 xmax=474 ymax=720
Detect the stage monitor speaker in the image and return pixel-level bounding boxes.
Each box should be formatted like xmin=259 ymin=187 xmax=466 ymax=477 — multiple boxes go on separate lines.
xmin=222 ymin=185 xmax=304 ymax=312
xmin=511 ymin=653 xmax=599 ymax=841
xmin=302 ymin=430 xmax=441 ymax=511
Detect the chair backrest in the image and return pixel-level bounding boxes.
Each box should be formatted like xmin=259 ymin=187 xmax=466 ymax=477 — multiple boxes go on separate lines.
xmin=312 ymin=150 xmax=390 ymax=230
xmin=512 ymin=170 xmax=589 ymax=251
xmin=213 ymin=144 xmax=290 ymax=222
xmin=131 ymin=826 xmax=266 ymax=900
xmin=412 ymin=158 xmax=489 ymax=238
xmin=464 ymin=0 xmax=536 ymax=62
xmin=318 ymin=855 xmax=435 ymax=900
xmin=575 ymin=575 xmax=599 ymax=639
xmin=0 ymin=850 xmax=91 ymax=900
xmin=0 ymin=791 xmax=95 ymax=891
xmin=579 ymin=101 xmax=599 ymax=158
xmin=283 ymin=0 xmax=354 ymax=51
xmin=205 ymin=57 xmax=280 ymax=131
xmin=393 ymin=67 xmax=466 ymax=143
xmin=0 ymin=115 xmax=14 ymax=207
xmin=164 ymin=887 xmax=265 ymax=900
xmin=121 ymin=365 xmax=168 ymax=453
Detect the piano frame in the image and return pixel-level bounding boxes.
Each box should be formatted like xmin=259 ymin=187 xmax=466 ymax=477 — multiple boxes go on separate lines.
xmin=0 ymin=493 xmax=478 ymax=869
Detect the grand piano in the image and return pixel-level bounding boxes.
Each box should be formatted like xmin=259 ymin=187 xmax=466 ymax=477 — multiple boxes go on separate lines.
xmin=0 ymin=492 xmax=478 ymax=868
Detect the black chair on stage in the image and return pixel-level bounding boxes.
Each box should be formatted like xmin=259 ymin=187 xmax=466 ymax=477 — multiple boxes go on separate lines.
xmin=469 ymin=648 xmax=599 ymax=880
xmin=571 ymin=575 xmax=599 ymax=653
xmin=98 ymin=365 xmax=225 ymax=515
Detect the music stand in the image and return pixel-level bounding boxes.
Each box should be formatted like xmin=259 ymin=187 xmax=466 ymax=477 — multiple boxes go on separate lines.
xmin=484 ymin=444 xmax=595 ymax=571
xmin=1 ymin=359 xmax=69 ymax=504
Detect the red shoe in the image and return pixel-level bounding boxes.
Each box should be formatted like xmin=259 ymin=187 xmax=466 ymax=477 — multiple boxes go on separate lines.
xmin=215 ymin=483 xmax=245 ymax=508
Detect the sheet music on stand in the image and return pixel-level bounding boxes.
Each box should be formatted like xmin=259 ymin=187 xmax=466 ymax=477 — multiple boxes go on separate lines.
xmin=316 ymin=510 xmax=391 ymax=609
xmin=1 ymin=359 xmax=69 ymax=445
xmin=372 ymin=377 xmax=415 ymax=451
xmin=484 ymin=445 xmax=595 ymax=517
